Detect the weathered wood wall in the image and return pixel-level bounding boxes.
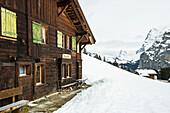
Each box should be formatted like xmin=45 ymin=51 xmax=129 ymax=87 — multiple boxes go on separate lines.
xmin=0 ymin=0 xmax=80 ymax=106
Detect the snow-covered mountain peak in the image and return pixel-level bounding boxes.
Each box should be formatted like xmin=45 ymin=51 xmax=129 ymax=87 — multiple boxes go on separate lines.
xmin=136 ymin=28 xmax=163 ymax=54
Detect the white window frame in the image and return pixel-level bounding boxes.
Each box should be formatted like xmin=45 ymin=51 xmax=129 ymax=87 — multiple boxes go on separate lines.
xmin=19 ymin=65 xmax=26 ymax=76
xmin=35 ymin=65 xmax=42 ymax=85
xmin=42 ymin=27 xmax=46 ymax=44
xmin=67 ymin=36 xmax=70 ymax=49
xmin=62 ymin=34 xmax=65 ymax=48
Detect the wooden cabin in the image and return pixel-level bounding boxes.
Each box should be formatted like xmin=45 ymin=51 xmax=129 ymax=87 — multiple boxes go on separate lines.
xmin=135 ymin=69 xmax=157 ymax=80
xmin=0 ymin=0 xmax=95 ymax=107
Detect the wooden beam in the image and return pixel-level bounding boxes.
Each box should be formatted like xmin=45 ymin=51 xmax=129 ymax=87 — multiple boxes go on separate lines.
xmin=77 ymin=35 xmax=84 ymax=44
xmin=12 ymin=96 xmax=15 ymax=103
xmin=0 ymin=87 xmax=23 ymax=100
xmin=81 ymin=41 xmax=91 ymax=45
xmin=64 ymin=11 xmax=78 ymax=31
xmin=58 ymin=4 xmax=70 ymax=17
xmin=74 ymin=0 xmax=96 ymax=44
xmin=81 ymin=44 xmax=86 ymax=51
xmin=71 ymin=2 xmax=86 ymax=32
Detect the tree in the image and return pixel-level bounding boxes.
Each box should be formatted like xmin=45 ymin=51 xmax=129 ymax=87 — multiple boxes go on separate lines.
xmin=103 ymin=56 xmax=106 ymax=62
xmin=121 ymin=65 xmax=124 ymax=69
xmin=154 ymin=69 xmax=161 ymax=79
xmin=98 ymin=55 xmax=102 ymax=60
xmin=113 ymin=59 xmax=118 ymax=67
xmin=127 ymin=68 xmax=131 ymax=72
xmin=94 ymin=54 xmax=99 ymax=59
xmin=160 ymin=67 xmax=170 ymax=80
xmin=83 ymin=48 xmax=87 ymax=55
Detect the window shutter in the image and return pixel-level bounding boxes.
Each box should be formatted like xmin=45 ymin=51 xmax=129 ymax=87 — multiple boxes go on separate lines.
xmin=1 ymin=7 xmax=17 ymax=38
xmin=12 ymin=12 xmax=17 ymax=38
xmin=32 ymin=21 xmax=42 ymax=44
xmin=57 ymin=31 xmax=62 ymax=48
xmin=6 ymin=9 xmax=11 ymax=37
xmin=72 ymin=37 xmax=76 ymax=51
xmin=1 ymin=7 xmax=6 ymax=36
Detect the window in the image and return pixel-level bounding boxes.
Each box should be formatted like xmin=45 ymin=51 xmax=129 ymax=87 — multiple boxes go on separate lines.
xmin=67 ymin=64 xmax=71 ymax=78
xmin=1 ymin=7 xmax=17 ymax=38
xmin=62 ymin=64 xmax=66 ymax=79
xmin=42 ymin=26 xmax=48 ymax=44
xmin=32 ymin=21 xmax=48 ymax=44
xmin=57 ymin=31 xmax=62 ymax=48
xmin=19 ymin=65 xmax=31 ymax=76
xmin=72 ymin=37 xmax=76 ymax=51
xmin=35 ymin=64 xmax=44 ymax=85
xmin=62 ymin=34 xmax=65 ymax=48
xmin=62 ymin=64 xmax=71 ymax=79
xmin=20 ymin=66 xmax=26 ymax=75
xmin=66 ymin=36 xmax=70 ymax=49
xmin=77 ymin=43 xmax=80 ymax=53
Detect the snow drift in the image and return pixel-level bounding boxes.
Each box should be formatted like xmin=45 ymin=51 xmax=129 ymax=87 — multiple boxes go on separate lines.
xmin=54 ymin=54 xmax=170 ymax=113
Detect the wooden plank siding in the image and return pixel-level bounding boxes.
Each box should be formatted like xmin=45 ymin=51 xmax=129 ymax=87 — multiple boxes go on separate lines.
xmin=0 ymin=0 xmax=94 ymax=107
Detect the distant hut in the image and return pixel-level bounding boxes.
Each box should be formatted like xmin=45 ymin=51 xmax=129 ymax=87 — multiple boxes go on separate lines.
xmin=135 ymin=69 xmax=157 ymax=80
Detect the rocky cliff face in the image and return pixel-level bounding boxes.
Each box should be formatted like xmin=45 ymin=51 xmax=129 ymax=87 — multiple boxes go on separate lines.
xmin=138 ymin=28 xmax=170 ymax=70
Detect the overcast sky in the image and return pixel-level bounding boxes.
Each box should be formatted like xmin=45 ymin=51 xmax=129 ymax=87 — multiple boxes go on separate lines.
xmin=78 ymin=0 xmax=170 ymax=56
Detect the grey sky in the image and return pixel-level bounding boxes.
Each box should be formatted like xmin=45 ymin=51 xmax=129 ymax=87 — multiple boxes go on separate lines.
xmin=78 ymin=0 xmax=170 ymax=55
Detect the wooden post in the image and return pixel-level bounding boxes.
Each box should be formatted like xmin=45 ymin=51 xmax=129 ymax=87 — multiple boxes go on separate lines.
xmin=12 ymin=96 xmax=15 ymax=103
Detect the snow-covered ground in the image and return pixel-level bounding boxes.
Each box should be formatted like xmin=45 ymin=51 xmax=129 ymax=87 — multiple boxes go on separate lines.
xmin=54 ymin=54 xmax=170 ymax=113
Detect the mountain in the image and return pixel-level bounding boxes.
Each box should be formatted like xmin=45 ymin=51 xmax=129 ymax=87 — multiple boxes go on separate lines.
xmin=136 ymin=28 xmax=163 ymax=54
xmin=138 ymin=28 xmax=170 ymax=70
xmin=118 ymin=50 xmax=140 ymax=61
xmin=85 ymin=27 xmax=170 ymax=71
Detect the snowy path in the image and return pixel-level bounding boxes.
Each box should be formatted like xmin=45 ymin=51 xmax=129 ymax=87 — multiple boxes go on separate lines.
xmin=54 ymin=54 xmax=170 ymax=113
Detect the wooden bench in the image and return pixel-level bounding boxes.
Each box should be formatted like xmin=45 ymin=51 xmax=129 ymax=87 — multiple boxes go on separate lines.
xmin=0 ymin=87 xmax=29 ymax=112
xmin=61 ymin=82 xmax=78 ymax=89
xmin=0 ymin=100 xmax=29 ymax=112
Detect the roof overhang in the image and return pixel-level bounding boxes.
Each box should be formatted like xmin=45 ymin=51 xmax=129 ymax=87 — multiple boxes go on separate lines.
xmin=57 ymin=0 xmax=96 ymax=45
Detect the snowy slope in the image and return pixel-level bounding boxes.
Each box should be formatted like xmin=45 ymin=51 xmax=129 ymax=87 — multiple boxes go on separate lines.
xmin=54 ymin=54 xmax=170 ymax=113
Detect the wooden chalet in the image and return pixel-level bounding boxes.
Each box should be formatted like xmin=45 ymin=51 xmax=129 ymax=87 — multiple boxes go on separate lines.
xmin=0 ymin=0 xmax=95 ymax=107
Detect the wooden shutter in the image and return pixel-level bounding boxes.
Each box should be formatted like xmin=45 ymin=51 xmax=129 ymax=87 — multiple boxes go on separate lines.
xmin=32 ymin=21 xmax=42 ymax=44
xmin=57 ymin=31 xmax=62 ymax=48
xmin=72 ymin=37 xmax=76 ymax=51
xmin=6 ymin=9 xmax=11 ymax=37
xmin=26 ymin=65 xmax=31 ymax=75
xmin=11 ymin=12 xmax=17 ymax=38
xmin=1 ymin=7 xmax=6 ymax=36
xmin=1 ymin=7 xmax=17 ymax=38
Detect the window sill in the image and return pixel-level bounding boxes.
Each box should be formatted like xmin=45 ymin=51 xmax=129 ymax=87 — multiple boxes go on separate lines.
xmin=62 ymin=77 xmax=72 ymax=80
xmin=41 ymin=43 xmax=47 ymax=45
xmin=35 ymin=83 xmax=44 ymax=86
xmin=0 ymin=36 xmax=17 ymax=41
xmin=19 ymin=74 xmax=31 ymax=77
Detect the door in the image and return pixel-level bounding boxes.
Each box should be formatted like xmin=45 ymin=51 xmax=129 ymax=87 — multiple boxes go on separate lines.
xmin=76 ymin=62 xmax=79 ymax=79
xmin=57 ymin=58 xmax=62 ymax=89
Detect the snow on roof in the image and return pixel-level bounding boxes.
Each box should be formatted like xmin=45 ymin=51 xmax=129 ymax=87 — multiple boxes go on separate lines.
xmin=136 ymin=69 xmax=157 ymax=75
